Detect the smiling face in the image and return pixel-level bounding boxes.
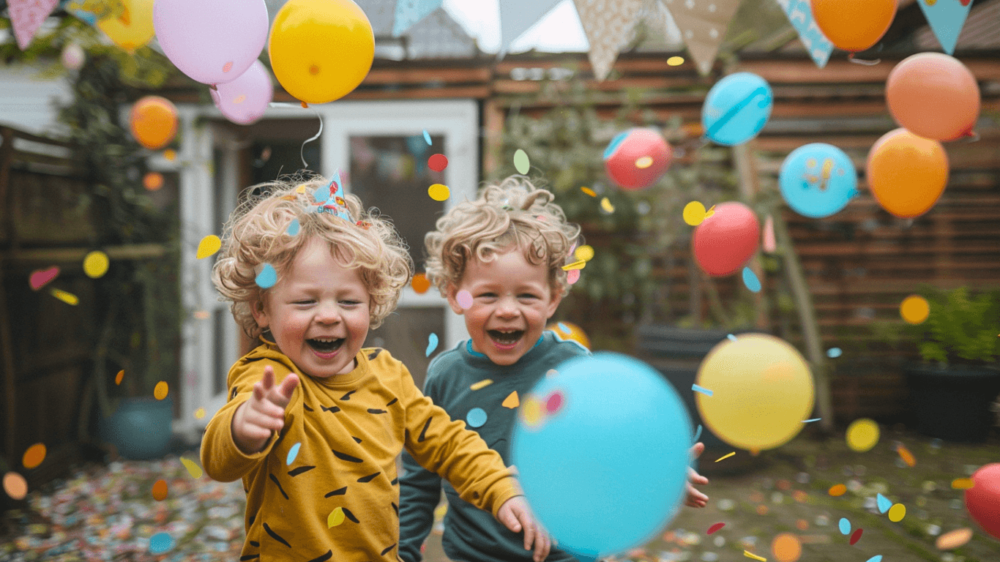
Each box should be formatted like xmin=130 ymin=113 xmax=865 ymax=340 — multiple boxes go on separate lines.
xmin=252 ymin=237 xmax=371 ymax=378
xmin=447 ymin=247 xmax=561 ymax=366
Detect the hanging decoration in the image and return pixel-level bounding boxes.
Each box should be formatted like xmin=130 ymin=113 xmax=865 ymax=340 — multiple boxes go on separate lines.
xmin=392 ymin=0 xmax=443 ymax=37
xmin=498 ymin=0 xmax=563 ymax=56
xmin=660 ymin=0 xmax=743 ymax=76
xmin=572 ymin=0 xmax=644 ymax=81
xmin=9 ymin=0 xmax=60 ymax=50
xmin=775 ymin=0 xmax=833 ymax=68
xmin=915 ymin=0 xmax=973 ymax=55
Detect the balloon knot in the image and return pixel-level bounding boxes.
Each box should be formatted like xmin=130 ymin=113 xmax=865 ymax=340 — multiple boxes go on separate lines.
xmin=301 ymin=101 xmax=309 ymax=109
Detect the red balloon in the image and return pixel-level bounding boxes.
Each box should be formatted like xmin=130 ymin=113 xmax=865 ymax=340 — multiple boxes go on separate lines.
xmin=428 ymin=153 xmax=448 ymax=172
xmin=603 ymin=128 xmax=672 ymax=191
xmin=692 ymin=202 xmax=760 ymax=277
xmin=966 ymin=463 xmax=1000 ymax=540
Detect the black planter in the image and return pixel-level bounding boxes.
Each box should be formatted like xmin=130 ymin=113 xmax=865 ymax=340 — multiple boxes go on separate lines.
xmin=905 ymin=363 xmax=1000 ymax=443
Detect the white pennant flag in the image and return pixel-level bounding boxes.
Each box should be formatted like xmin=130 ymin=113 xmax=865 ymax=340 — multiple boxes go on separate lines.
xmin=661 ymin=0 xmax=743 ymax=76
xmin=573 ymin=0 xmax=644 ymax=81
xmin=498 ymin=0 xmax=564 ymax=57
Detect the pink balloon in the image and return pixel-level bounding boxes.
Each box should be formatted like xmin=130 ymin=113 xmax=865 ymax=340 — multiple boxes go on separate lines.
xmin=154 ymin=0 xmax=269 ymax=85
xmin=211 ymin=60 xmax=273 ymax=125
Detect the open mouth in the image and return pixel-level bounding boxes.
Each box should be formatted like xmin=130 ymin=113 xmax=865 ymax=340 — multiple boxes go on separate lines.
xmin=488 ymin=330 xmax=524 ymax=346
xmin=307 ymin=337 xmax=344 ymax=354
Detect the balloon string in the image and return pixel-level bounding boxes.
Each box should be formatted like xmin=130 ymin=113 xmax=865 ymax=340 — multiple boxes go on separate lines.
xmin=848 ymin=53 xmax=881 ymax=66
xmin=300 ymin=106 xmax=323 ymax=169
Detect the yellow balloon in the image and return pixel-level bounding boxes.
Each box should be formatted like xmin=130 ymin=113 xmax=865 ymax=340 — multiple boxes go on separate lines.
xmin=96 ymin=0 xmax=154 ymax=52
xmin=269 ymin=0 xmax=375 ymax=105
xmin=547 ymin=322 xmax=591 ymax=350
xmin=695 ymin=334 xmax=814 ymax=451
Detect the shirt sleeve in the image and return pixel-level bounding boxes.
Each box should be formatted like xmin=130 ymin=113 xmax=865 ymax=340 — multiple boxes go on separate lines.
xmin=398 ymin=373 xmax=444 ymax=562
xmin=200 ymin=357 xmax=299 ymax=482
xmin=398 ymin=362 xmax=520 ymax=519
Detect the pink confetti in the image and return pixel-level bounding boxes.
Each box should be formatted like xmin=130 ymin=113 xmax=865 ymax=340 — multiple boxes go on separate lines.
xmin=456 ymin=290 xmax=473 ymax=310
xmin=567 ymin=269 xmax=581 ymax=284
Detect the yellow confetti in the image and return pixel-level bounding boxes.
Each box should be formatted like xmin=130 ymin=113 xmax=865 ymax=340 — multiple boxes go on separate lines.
xmin=705 ymin=205 xmax=716 ymax=218
xmin=936 ymin=528 xmax=973 ymax=550
xmin=163 ymin=149 xmax=177 ymax=161
xmin=561 ymin=260 xmax=587 ymax=271
xmin=715 ymin=452 xmax=736 ymax=462
xmin=328 ymin=507 xmax=345 ymax=528
xmin=951 ymin=478 xmax=974 ymax=490
xmin=900 ymin=295 xmax=930 ymax=324
xmin=83 ymin=251 xmax=110 ymax=278
xmin=470 ymin=379 xmax=493 ymax=391
xmin=846 ymin=418 xmax=880 ymax=452
xmin=635 ymin=156 xmax=653 ymax=169
xmin=521 ymin=398 xmax=543 ymax=427
xmin=428 ymin=183 xmax=450 ymax=202
xmin=581 ymin=187 xmax=597 ymax=197
xmin=600 ymin=197 xmax=614 ymax=213
xmin=115 ymin=370 xmax=124 ymax=385
xmin=502 ymin=391 xmax=519 ymax=409
xmin=196 ymin=235 xmax=221 ymax=259
xmin=667 ymin=56 xmax=685 ymax=66
xmin=683 ymin=201 xmax=708 ymax=226
xmin=888 ymin=503 xmax=906 ymax=522
xmin=896 ymin=444 xmax=916 ymax=467
xmin=295 ymin=184 xmax=307 ymax=194
xmin=49 ymin=288 xmax=78 ymax=305
xmin=434 ymin=503 xmax=448 ymax=519
xmin=194 ymin=407 xmax=206 ymax=419
xmin=828 ymin=484 xmax=847 ymax=497
xmin=574 ymin=245 xmax=595 ymax=262
xmin=180 ymin=457 xmax=204 ymax=479
xmin=744 ymin=550 xmax=767 ymax=562
xmin=153 ymin=381 xmax=169 ymax=400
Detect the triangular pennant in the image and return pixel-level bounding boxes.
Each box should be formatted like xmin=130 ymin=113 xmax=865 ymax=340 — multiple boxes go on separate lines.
xmin=916 ymin=0 xmax=972 ymax=55
xmin=392 ymin=0 xmax=443 ymax=37
xmin=573 ymin=0 xmax=644 ymax=81
xmin=9 ymin=0 xmax=60 ymax=50
xmin=498 ymin=0 xmax=564 ymax=57
xmin=775 ymin=0 xmax=833 ymax=68
xmin=661 ymin=0 xmax=743 ymax=76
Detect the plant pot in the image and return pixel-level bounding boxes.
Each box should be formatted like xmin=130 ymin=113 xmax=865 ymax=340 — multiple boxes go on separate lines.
xmin=98 ymin=396 xmax=174 ymax=460
xmin=904 ymin=363 xmax=1000 ymax=443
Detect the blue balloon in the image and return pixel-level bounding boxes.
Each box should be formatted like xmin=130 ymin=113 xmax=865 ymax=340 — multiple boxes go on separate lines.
xmin=511 ymin=353 xmax=692 ymax=559
xmin=702 ymin=72 xmax=773 ymax=146
xmin=779 ymin=143 xmax=858 ymax=218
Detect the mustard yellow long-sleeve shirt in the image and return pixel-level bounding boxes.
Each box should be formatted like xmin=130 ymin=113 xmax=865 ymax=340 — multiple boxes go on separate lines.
xmin=201 ymin=343 xmax=520 ymax=561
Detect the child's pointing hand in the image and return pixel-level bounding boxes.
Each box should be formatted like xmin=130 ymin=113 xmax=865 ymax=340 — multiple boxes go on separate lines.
xmin=232 ymin=365 xmax=299 ymax=454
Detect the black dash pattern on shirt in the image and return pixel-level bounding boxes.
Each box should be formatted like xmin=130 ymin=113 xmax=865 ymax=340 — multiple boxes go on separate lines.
xmin=386 ymin=398 xmax=398 ymax=406
xmin=249 ymin=513 xmax=256 ymax=526
xmin=340 ymin=390 xmax=356 ymax=400
xmin=240 ymin=555 xmax=259 ymax=561
xmin=263 ymin=523 xmax=291 ymax=548
xmin=230 ymin=387 xmax=239 ymax=400
xmin=268 ymin=474 xmax=289 ymax=500
xmin=324 ymin=486 xmax=347 ymax=498
xmin=418 ymin=417 xmax=433 ymax=442
xmin=321 ymin=405 xmax=341 ymax=414
xmin=391 ymin=502 xmax=398 ymax=515
xmin=303 ymin=404 xmax=314 ymax=412
xmin=331 ymin=449 xmax=363 ymax=463
xmin=367 ymin=349 xmax=382 ymax=360
xmin=249 ymin=541 xmax=260 ymax=547
xmin=357 ymin=472 xmax=380 ymax=483
xmin=288 ymin=465 xmax=314 ymax=477
xmin=307 ymin=550 xmax=333 ymax=562
xmin=352 ymin=436 xmax=362 ymax=443
xmin=367 ymin=408 xmax=387 ymax=414
xmin=342 ymin=508 xmax=360 ymax=524
xmin=381 ymin=544 xmax=396 ymax=556
xmin=272 ymin=425 xmax=289 ymax=450
xmin=390 ymin=477 xmax=398 ymax=485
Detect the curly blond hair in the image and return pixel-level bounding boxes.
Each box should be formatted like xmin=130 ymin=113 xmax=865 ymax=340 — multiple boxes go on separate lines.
xmin=424 ymin=176 xmax=581 ymax=297
xmin=212 ymin=173 xmax=412 ymax=340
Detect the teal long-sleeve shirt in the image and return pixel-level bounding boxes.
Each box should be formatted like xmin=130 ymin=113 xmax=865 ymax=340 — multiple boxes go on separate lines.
xmin=399 ymin=331 xmax=590 ymax=562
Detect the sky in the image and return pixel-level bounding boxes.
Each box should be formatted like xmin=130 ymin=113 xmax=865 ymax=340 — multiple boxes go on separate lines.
xmin=441 ymin=0 xmax=590 ymax=53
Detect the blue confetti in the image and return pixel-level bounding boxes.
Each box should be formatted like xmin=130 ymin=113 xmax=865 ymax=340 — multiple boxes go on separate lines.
xmin=466 ymin=407 xmax=487 ymax=428
xmin=149 ymin=532 xmax=174 ymax=554
xmin=286 ymin=443 xmax=301 ymax=465
xmin=423 ymin=130 xmax=432 ymax=145
xmin=839 ymin=517 xmax=851 ymax=535
xmin=426 ymin=333 xmax=438 ymax=357
xmin=255 ymin=263 xmax=277 ymax=289
xmin=876 ymin=493 xmax=892 ymax=514
xmin=827 ymin=347 xmax=842 ymax=358
xmin=803 ymin=418 xmax=822 ymax=423
xmin=742 ymin=266 xmax=762 ymax=293
xmin=287 ymin=219 xmax=300 ymax=236
xmin=692 ymin=384 xmax=713 ymax=397
xmin=865 ymin=557 xmax=883 ymax=562
xmin=558 ymin=322 xmax=569 ymax=333
xmin=727 ymin=334 xmax=738 ymax=342
xmin=693 ymin=424 xmax=703 ymax=443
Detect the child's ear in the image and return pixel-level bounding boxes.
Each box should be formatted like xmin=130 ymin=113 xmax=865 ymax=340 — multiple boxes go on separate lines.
xmin=545 ymin=286 xmax=563 ymax=320
xmin=445 ymin=283 xmax=465 ymax=315
xmin=250 ymin=298 xmax=269 ymax=329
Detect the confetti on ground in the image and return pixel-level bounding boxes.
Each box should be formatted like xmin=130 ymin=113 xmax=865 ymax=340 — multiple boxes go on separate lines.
xmin=3 ymin=472 xmax=27 ymax=500
xmin=716 ymin=452 xmax=736 ymax=462
xmin=826 ymin=347 xmax=842 ymax=358
xmin=286 ymin=443 xmax=301 ymax=465
xmin=29 ymin=266 xmax=59 ymax=290
xmin=888 ymin=503 xmax=906 ymax=522
xmin=561 ymin=260 xmax=587 ymax=271
xmin=846 ymin=418 xmax=880 ymax=452
xmin=115 ymin=370 xmax=124 ymax=385
xmin=154 ymin=381 xmax=169 ymax=400
xmin=514 ymin=149 xmax=530 ymax=174
xmin=83 ymin=251 xmax=110 ymax=278
xmin=742 ymin=267 xmax=762 ymax=292
xmin=849 ymin=528 xmax=863 ymax=545
xmin=876 ymin=493 xmax=892 ymax=513
xmin=502 ymin=391 xmax=519 ymax=409
xmin=50 ymin=288 xmax=78 ymax=305
xmin=422 ymin=130 xmax=432 ymax=145
xmin=149 ymin=532 xmax=174 ymax=554
xmin=180 ymin=457 xmax=203 ymax=479
xmin=683 ymin=201 xmax=709 ymax=226
xmin=866 ymin=556 xmax=883 ymax=562
xmin=574 ymin=245 xmax=595 ymax=262
xmin=952 ymin=478 xmax=974 ymax=489
xmin=828 ymin=484 xmax=846 ymax=497
xmin=727 ymin=334 xmax=738 ymax=341
xmin=456 ymin=289 xmax=473 ymax=309
xmin=151 ymin=480 xmax=168 ymax=501
xmin=600 ymin=197 xmax=614 ymax=213
xmin=328 ymin=507 xmax=345 ymax=528
xmin=466 ymin=408 xmax=487 ymax=428
xmin=896 ymin=444 xmax=916 ymax=467
xmin=900 ymin=294 xmax=930 ymax=324
xmin=743 ymin=550 xmax=767 ymax=561
xmin=255 ymin=263 xmax=277 ymax=288
xmin=22 ymin=444 xmax=46 ymax=470
xmin=428 ymin=183 xmax=450 ymax=201
xmin=692 ymin=384 xmax=713 ymax=397
xmin=425 ymin=333 xmax=438 ymax=357
xmin=428 ymin=153 xmax=448 ymax=172
xmin=803 ymin=418 xmax=822 ymax=423
xmin=936 ymin=528 xmax=973 ymax=550
xmin=196 ymin=235 xmax=221 ymax=259
xmin=771 ymin=532 xmax=802 ymax=562
xmin=707 ymin=523 xmax=725 ymax=534
xmin=581 ymin=187 xmax=596 ymax=197
xmin=287 ymin=219 xmax=300 ymax=236
xmin=839 ymin=518 xmax=851 ymax=535
xmin=470 ymin=379 xmax=493 ymax=391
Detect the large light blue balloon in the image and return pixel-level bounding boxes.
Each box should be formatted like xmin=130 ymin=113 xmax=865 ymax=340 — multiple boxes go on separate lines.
xmin=702 ymin=72 xmax=773 ymax=146
xmin=779 ymin=143 xmax=858 ymax=218
xmin=511 ymin=353 xmax=692 ymax=559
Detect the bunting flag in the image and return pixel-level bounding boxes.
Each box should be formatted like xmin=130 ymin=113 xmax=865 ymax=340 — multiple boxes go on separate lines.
xmin=9 ymin=0 xmax=60 ymax=50
xmin=573 ymin=0 xmax=644 ymax=81
xmin=498 ymin=0 xmax=563 ymax=56
xmin=661 ymin=0 xmax=743 ymax=76
xmin=916 ymin=0 xmax=973 ymax=55
xmin=392 ymin=0 xmax=443 ymax=37
xmin=775 ymin=0 xmax=833 ymax=68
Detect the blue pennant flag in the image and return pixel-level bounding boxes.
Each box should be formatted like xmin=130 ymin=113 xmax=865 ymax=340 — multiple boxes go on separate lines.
xmin=392 ymin=0 xmax=443 ymax=37
xmin=917 ymin=0 xmax=973 ymax=55
xmin=776 ymin=0 xmax=834 ymax=68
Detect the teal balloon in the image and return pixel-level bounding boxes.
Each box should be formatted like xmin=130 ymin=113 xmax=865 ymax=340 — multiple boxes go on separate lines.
xmin=702 ymin=73 xmax=773 ymax=146
xmin=511 ymin=353 xmax=692 ymax=559
xmin=779 ymin=143 xmax=858 ymax=218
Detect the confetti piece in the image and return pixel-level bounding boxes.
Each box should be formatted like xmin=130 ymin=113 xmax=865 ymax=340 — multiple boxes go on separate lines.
xmin=29 ymin=267 xmax=60 ymax=290
xmin=425 ymin=333 xmax=438 ymax=357
xmin=428 ymin=153 xmax=448 ymax=172
xmin=196 ymin=235 xmax=221 ymax=259
xmin=876 ymin=493 xmax=892 ymax=513
xmin=194 ymin=407 xmax=206 ymax=419
xmin=846 ymin=418 xmax=879 ymax=452
xmin=900 ymin=295 xmax=930 ymax=324
xmin=574 ymin=245 xmax=595 ymax=262
xmin=683 ymin=201 xmax=708 ymax=226
xmin=936 ymin=528 xmax=973 ymax=550
xmin=193 ymin=310 xmax=210 ymax=320
xmin=256 ymin=263 xmax=277 ymax=288
xmin=667 ymin=56 xmax=685 ymax=66
xmin=287 ymin=443 xmax=302 ymax=465
xmin=149 ymin=532 xmax=174 ymax=554
xmin=567 ymin=268 xmax=581 ymax=284
xmin=143 ymin=172 xmax=164 ymax=191
xmin=763 ymin=215 xmax=777 ymax=252
xmin=561 ymin=260 xmax=586 ymax=271
xmin=826 ymin=347 xmax=842 ymax=358
xmin=411 ymin=273 xmax=431 ymax=294
xmin=693 ymin=424 xmax=703 ymax=443
xmin=742 ymin=267 xmax=762 ymax=293
xmin=888 ymin=503 xmax=906 ymax=522
xmin=151 ymin=479 xmax=168 ymax=501
xmin=828 ymin=484 xmax=847 ymax=497
xmin=716 ymin=452 xmax=736 ymax=462
xmin=502 ymin=391 xmax=519 ymax=409
xmin=470 ymin=379 xmax=493 ymax=391
xmin=50 ymin=288 xmax=78 ymax=305
xmin=803 ymin=418 xmax=822 ymax=423
xmin=771 ymin=532 xmax=802 ymax=562
xmin=600 ymin=197 xmax=614 ymax=213
xmin=839 ymin=518 xmax=851 ymax=535
xmin=521 ymin=398 xmax=543 ymax=426
xmin=287 ymin=219 xmax=300 ymax=236
xmin=3 ymin=472 xmax=27 ymax=500
xmin=896 ymin=444 xmax=916 ymax=467
xmin=111 ymin=369 xmax=124 ymax=385
xmin=636 ymin=156 xmax=653 ymax=169
xmin=422 ymin=130 xmax=432 ymax=145
xmin=743 ymin=550 xmax=767 ymax=562
xmin=514 ymin=149 xmax=530 ymax=174
xmin=692 ymin=384 xmax=713 ymax=397
xmin=727 ymin=334 xmax=738 ymax=342
xmin=865 ymin=557 xmax=882 ymax=562
xmin=22 ymin=444 xmax=46 ymax=470
xmin=428 ymin=183 xmax=450 ymax=201
xmin=545 ymin=391 xmax=563 ymax=414
xmin=705 ymin=205 xmax=716 ymax=218
xmin=180 ymin=457 xmax=203 ymax=479
xmin=952 ymin=478 xmax=974 ymax=490
xmin=850 ymin=528 xmax=863 ymax=545
xmin=83 ymin=251 xmax=110 ymax=278
xmin=581 ymin=187 xmax=597 ymax=197
xmin=707 ymin=523 xmax=726 ymax=534
xmin=328 ymin=507 xmax=345 ymax=528
xmin=456 ymin=289 xmax=473 ymax=309
xmin=466 ymin=407 xmax=487 ymax=428
xmin=154 ymin=381 xmax=169 ymax=400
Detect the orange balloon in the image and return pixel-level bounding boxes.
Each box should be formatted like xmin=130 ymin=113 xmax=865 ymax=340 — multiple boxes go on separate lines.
xmin=811 ymin=0 xmax=896 ymax=52
xmin=130 ymin=96 xmax=178 ymax=150
xmin=866 ymin=129 xmax=949 ymax=218
xmin=887 ymin=53 xmax=980 ymax=141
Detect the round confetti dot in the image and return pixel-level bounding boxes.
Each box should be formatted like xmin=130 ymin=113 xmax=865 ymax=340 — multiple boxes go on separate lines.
xmin=456 ymin=289 xmax=473 ymax=310
xmin=466 ymin=407 xmax=487 ymax=428
xmin=839 ymin=518 xmax=851 ymax=535
xmin=827 ymin=347 xmax=842 ymax=358
xmin=153 ymin=381 xmax=169 ymax=400
xmin=255 ymin=263 xmax=277 ymax=289
xmin=936 ymin=528 xmax=973 ymax=550
xmin=667 ymin=56 xmax=685 ymax=66
xmin=3 ymin=472 xmax=27 ymax=500
xmin=428 ymin=183 xmax=450 ymax=202
xmin=411 ymin=273 xmax=431 ymax=294
xmin=197 ymin=235 xmax=222 ymax=259
xmin=22 ymin=444 xmax=46 ymax=470
xmin=287 ymin=219 xmax=300 ymax=236
xmin=756 ymin=504 xmax=768 ymax=515
xmin=771 ymin=532 xmax=802 ymax=562
xmin=83 ymin=251 xmax=109 ymax=278
xmin=163 ymin=149 xmax=177 ymax=161
xmin=900 ymin=295 xmax=930 ymax=324
xmin=683 ymin=201 xmax=708 ymax=226
xmin=888 ymin=503 xmax=906 ymax=522
xmin=567 ymin=269 xmax=581 ymax=284
xmin=514 ymin=149 xmax=530 ymax=174
xmin=545 ymin=391 xmax=564 ymax=414
xmin=151 ymin=479 xmax=168 ymax=501
xmin=149 ymin=532 xmax=174 ymax=554
xmin=574 ymin=245 xmax=595 ymax=262
xmin=846 ymin=418 xmax=880 ymax=452
xmin=428 ymin=153 xmax=448 ymax=172
xmin=115 ymin=370 xmax=124 ymax=385
xmin=143 ymin=172 xmax=164 ymax=191
xmin=328 ymin=507 xmax=345 ymax=527
xmin=287 ymin=443 xmax=302 ymax=465
xmin=521 ymin=398 xmax=543 ymax=427
xmin=828 ymin=484 xmax=846 ymax=497
xmin=795 ymin=519 xmax=809 ymax=531
xmin=850 ymin=528 xmax=864 ymax=545
xmin=194 ymin=407 xmax=206 ymax=419
xmin=707 ymin=522 xmax=725 ymax=535
xmin=180 ymin=457 xmax=203 ymax=479
xmin=635 ymin=156 xmax=654 ymax=169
